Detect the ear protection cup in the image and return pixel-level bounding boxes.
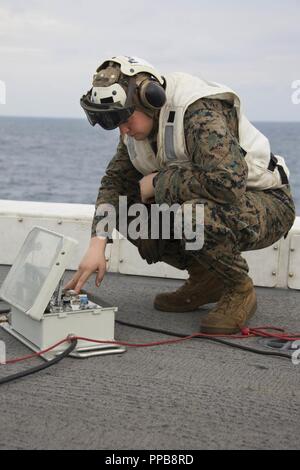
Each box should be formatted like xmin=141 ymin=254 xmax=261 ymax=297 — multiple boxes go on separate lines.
xmin=138 ymin=78 xmax=166 ymax=110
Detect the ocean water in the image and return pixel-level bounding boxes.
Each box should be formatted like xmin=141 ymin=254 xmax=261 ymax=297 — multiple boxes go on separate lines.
xmin=0 ymin=116 xmax=299 ymax=214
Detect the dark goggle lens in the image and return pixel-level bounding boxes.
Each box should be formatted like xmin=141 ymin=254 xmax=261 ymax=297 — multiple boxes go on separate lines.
xmin=95 ymin=108 xmax=134 ymax=130
xmin=80 ymin=93 xmax=134 ymax=130
xmin=82 ymin=108 xmax=98 ymax=126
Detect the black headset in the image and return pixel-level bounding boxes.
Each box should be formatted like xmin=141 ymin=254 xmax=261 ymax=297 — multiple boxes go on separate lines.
xmin=93 ymin=62 xmax=167 ymax=112
xmin=134 ymin=75 xmax=167 ymax=111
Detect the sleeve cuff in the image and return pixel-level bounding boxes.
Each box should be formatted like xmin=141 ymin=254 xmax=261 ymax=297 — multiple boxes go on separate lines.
xmin=152 ymin=173 xmax=159 ymax=188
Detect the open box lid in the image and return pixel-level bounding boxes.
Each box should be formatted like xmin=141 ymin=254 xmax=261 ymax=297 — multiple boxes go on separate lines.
xmin=0 ymin=226 xmax=78 ymax=321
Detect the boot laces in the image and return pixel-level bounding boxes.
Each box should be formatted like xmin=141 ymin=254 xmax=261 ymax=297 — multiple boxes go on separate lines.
xmin=216 ymin=286 xmax=236 ymax=315
xmin=176 ymin=277 xmax=194 ymax=294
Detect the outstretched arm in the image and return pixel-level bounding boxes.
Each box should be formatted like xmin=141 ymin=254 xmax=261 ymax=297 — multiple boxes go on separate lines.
xmin=65 ymin=137 xmax=142 ymax=293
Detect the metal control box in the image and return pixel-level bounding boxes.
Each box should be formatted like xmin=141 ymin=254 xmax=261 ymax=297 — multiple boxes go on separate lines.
xmin=0 ymin=227 xmax=125 ymax=360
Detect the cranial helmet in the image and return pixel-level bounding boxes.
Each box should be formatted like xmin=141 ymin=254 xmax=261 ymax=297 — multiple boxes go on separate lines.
xmin=80 ymin=56 xmax=166 ymax=130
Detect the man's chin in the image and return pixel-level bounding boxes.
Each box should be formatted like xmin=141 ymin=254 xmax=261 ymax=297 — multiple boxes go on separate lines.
xmin=133 ymin=134 xmax=146 ymax=141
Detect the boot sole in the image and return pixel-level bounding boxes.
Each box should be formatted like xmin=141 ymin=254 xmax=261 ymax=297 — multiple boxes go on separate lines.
xmin=154 ymin=297 xmax=221 ymax=313
xmin=200 ymin=299 xmax=257 ymax=335
xmin=154 ymin=301 xmax=202 ymax=313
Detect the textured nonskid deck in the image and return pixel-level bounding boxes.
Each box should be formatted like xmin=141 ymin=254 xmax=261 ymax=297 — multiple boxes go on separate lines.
xmin=0 ymin=266 xmax=299 ymax=450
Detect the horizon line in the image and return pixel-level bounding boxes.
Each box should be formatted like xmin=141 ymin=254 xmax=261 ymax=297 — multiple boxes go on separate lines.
xmin=0 ymin=114 xmax=300 ymax=123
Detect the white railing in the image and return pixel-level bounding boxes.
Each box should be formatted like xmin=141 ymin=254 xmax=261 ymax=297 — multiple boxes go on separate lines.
xmin=0 ymin=199 xmax=299 ymax=289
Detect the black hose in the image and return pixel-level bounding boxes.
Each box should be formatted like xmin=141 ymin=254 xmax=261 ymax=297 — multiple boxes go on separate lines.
xmin=0 ymin=308 xmax=10 ymax=315
xmin=0 ymin=302 xmax=11 ymax=315
xmin=0 ymin=338 xmax=77 ymax=386
xmin=115 ymin=319 xmax=291 ymax=359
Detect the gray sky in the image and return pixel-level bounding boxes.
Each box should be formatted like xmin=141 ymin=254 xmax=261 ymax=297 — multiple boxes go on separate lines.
xmin=0 ymin=0 xmax=299 ymax=120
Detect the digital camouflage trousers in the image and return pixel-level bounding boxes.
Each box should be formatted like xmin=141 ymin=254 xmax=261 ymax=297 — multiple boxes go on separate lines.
xmin=116 ymin=185 xmax=296 ymax=285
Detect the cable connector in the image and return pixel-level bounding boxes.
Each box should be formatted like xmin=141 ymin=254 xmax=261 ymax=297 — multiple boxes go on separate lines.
xmin=240 ymin=327 xmax=250 ymax=336
xmin=67 ymin=334 xmax=77 ymax=343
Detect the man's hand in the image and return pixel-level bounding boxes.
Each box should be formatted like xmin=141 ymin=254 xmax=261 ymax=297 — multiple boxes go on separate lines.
xmin=64 ymin=237 xmax=107 ymax=294
xmin=139 ymin=172 xmax=158 ymax=203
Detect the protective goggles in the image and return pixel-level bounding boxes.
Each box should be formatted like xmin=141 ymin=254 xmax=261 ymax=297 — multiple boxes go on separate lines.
xmin=80 ymin=89 xmax=135 ymax=130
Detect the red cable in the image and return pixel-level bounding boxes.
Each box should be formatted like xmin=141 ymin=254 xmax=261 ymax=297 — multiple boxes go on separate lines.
xmin=1 ymin=332 xmax=249 ymax=364
xmin=2 ymin=326 xmax=300 ymax=365
xmin=4 ymin=338 xmax=70 ymax=365
xmin=248 ymin=327 xmax=300 ymax=342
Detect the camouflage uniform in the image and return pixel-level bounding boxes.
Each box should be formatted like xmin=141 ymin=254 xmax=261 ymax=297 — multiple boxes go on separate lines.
xmin=91 ymin=98 xmax=296 ymax=285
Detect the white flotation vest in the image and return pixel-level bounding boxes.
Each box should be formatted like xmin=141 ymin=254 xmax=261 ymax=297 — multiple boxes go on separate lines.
xmin=123 ymin=72 xmax=289 ymax=190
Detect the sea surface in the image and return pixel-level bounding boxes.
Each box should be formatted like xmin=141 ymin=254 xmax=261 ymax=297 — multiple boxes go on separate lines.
xmin=0 ymin=116 xmax=299 ymax=213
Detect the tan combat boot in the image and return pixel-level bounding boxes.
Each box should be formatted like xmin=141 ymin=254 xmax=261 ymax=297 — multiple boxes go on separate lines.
xmin=153 ymin=263 xmax=224 ymax=312
xmin=200 ymin=276 xmax=257 ymax=334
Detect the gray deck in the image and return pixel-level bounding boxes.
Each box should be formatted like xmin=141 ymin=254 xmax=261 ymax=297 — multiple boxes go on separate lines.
xmin=0 ymin=264 xmax=299 ymax=450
